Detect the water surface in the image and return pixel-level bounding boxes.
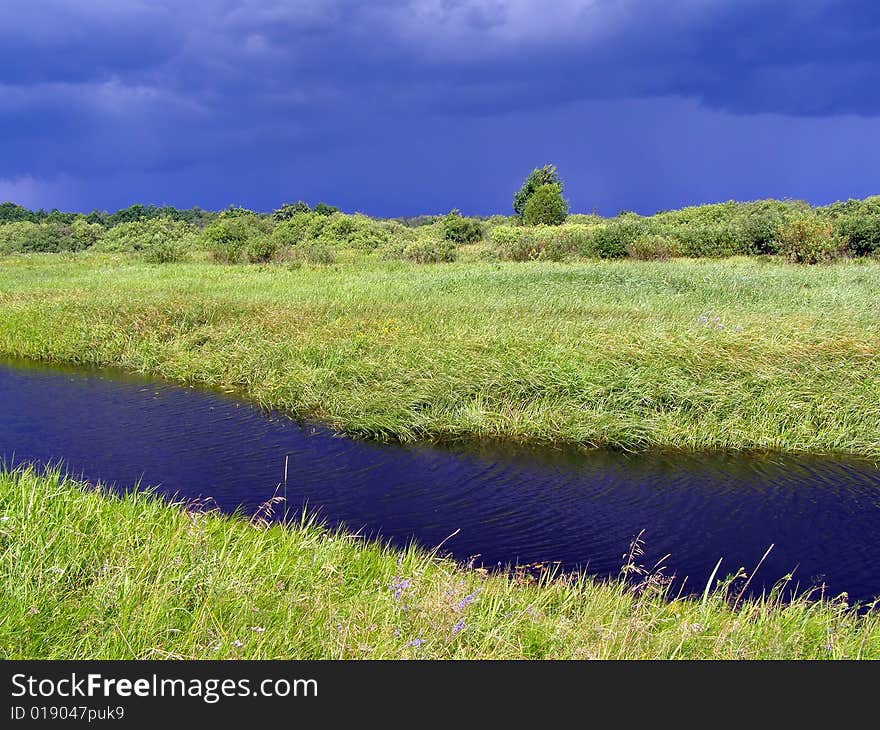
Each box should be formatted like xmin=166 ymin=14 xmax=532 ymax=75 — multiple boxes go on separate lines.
xmin=2 ymin=358 xmax=879 ymax=604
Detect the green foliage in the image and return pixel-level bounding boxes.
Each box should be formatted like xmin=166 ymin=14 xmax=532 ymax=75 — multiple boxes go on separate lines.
xmin=587 ymin=218 xmax=646 ymax=259
xmin=0 ymin=221 xmax=73 ymax=254
xmin=0 ymin=202 xmax=38 ymax=223
xmin=292 ymin=242 xmax=336 ymax=265
xmin=141 ymin=240 xmax=188 ymax=264
xmin=7 ymin=195 xmax=880 ymax=265
xmin=777 ymin=217 xmax=839 ymax=264
xmin=246 ymin=235 xmax=279 ymax=263
xmin=271 ymin=213 xmax=316 ymax=247
xmin=442 ymin=210 xmax=484 ymax=244
xmin=94 ymin=218 xmax=197 ymax=263
xmin=522 ymin=184 xmax=568 ymax=226
xmin=70 ymin=218 xmax=104 ymax=250
xmin=313 ymin=202 xmax=339 ymax=216
xmin=272 ymin=201 xmax=311 ymax=221
xmin=835 ymin=214 xmax=880 ymax=256
xmin=101 ymin=204 xmax=212 ymax=229
xmin=219 ymin=205 xmax=259 ymax=219
xmin=674 ymin=223 xmax=749 ymax=258
xmin=627 ymin=234 xmax=678 ymax=261
xmin=817 ymin=195 xmax=880 ymax=220
xmin=274 ymin=212 xmax=412 ymax=252
xmin=200 ymin=215 xmax=264 ymax=263
xmin=490 ymin=224 xmax=588 ymax=261
xmin=739 ymin=209 xmax=783 ymax=254
xmin=401 ymin=237 xmax=457 ymax=263
xmin=513 ymin=164 xmax=563 ymax=218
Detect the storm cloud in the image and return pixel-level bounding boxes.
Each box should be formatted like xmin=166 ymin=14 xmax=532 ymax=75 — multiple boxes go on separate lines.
xmin=1 ymin=0 xmax=878 ymax=214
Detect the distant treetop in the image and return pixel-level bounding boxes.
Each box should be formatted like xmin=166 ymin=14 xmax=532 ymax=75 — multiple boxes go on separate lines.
xmin=513 ymin=164 xmax=564 ymax=219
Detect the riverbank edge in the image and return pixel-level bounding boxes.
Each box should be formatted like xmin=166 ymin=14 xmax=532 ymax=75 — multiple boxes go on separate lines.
xmin=2 ymin=350 xmax=879 ymax=464
xmin=1 ymin=466 xmax=879 ymax=659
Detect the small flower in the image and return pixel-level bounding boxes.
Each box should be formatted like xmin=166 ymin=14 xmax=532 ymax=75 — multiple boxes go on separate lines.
xmin=455 ymin=589 xmax=480 ymax=612
xmin=250 ymin=626 xmax=266 ymax=633
xmin=0 ymin=515 xmax=9 ymax=522
xmin=210 ymin=642 xmax=221 ymax=651
xmin=451 ymin=617 xmax=466 ymax=636
xmin=409 ymin=638 xmax=425 ymax=648
xmin=231 ymin=640 xmax=243 ymax=647
xmin=390 ymin=576 xmax=411 ymax=601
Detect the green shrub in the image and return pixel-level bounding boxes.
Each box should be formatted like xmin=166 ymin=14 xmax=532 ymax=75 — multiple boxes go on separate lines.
xmin=314 ymin=202 xmax=339 ymax=216
xmin=739 ymin=210 xmax=783 ymax=254
xmin=489 ymin=224 xmax=583 ymax=262
xmin=400 ymin=237 xmax=457 ymax=263
xmin=835 ymin=215 xmax=880 ymax=256
xmin=96 ymin=218 xmax=198 ymax=261
xmin=513 ymin=164 xmax=564 ymax=218
xmin=566 ymin=213 xmax=604 ymax=225
xmin=273 ymin=212 xmax=405 ymax=252
xmin=522 ymin=184 xmax=568 ymax=226
xmin=272 ymin=201 xmax=310 ymax=221
xmin=0 ymin=221 xmax=72 ymax=253
xmin=141 ymin=239 xmax=188 ymax=264
xmin=246 ymin=235 xmax=279 ymax=263
xmin=70 ymin=218 xmax=104 ymax=250
xmin=585 ymin=219 xmax=645 ymax=258
xmin=490 ymin=226 xmax=534 ymax=261
xmin=674 ymin=223 xmax=748 ymax=258
xmin=201 ymin=216 xmax=262 ymax=263
xmin=627 ymin=234 xmax=678 ymax=261
xmin=299 ymin=243 xmax=336 ymax=265
xmin=442 ymin=210 xmax=484 ymax=244
xmin=321 ymin=213 xmax=357 ymax=241
xmin=272 ymin=213 xmax=316 ymax=247
xmin=777 ymin=217 xmax=839 ymax=264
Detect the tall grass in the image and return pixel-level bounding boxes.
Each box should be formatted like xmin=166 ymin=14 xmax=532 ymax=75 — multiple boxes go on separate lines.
xmin=0 ymin=255 xmax=878 ymax=456
xmin=2 ymin=467 xmax=877 ymax=659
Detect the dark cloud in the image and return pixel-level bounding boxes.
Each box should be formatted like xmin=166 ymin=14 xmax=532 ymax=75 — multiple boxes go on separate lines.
xmin=0 ymin=1 xmax=878 ymax=213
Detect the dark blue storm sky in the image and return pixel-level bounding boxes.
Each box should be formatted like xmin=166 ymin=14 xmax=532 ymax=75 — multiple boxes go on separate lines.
xmin=1 ymin=1 xmax=878 ymax=216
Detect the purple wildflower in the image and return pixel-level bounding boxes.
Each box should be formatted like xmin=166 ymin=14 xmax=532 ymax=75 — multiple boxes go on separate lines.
xmin=455 ymin=589 xmax=480 ymax=612
xmin=390 ymin=576 xmax=412 ymax=601
xmin=409 ymin=638 xmax=425 ymax=648
xmin=451 ymin=617 xmax=466 ymax=636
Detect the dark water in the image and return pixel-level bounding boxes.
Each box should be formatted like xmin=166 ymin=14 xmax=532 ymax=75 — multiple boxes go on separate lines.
xmin=2 ymin=358 xmax=880 ymax=604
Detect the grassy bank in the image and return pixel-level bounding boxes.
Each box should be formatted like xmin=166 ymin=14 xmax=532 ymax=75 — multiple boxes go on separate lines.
xmin=1 ymin=467 xmax=877 ymax=659
xmin=1 ymin=254 xmax=879 ymax=456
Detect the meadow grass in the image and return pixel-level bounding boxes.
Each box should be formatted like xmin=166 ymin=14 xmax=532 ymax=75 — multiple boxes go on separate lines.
xmin=1 ymin=253 xmax=878 ymax=456
xmin=2 ymin=466 xmax=878 ymax=659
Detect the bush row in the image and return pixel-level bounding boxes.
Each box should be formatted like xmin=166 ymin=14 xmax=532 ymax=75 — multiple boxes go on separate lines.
xmin=1 ymin=198 xmax=878 ymax=265
xmin=489 ymin=208 xmax=880 ymax=263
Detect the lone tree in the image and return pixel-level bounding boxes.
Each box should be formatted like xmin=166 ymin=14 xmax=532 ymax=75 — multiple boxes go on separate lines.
xmin=523 ymin=183 xmax=568 ymax=225
xmin=513 ymin=164 xmax=567 ymax=220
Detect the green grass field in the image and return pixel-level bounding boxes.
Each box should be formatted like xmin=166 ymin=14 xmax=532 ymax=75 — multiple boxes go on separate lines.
xmin=1 ymin=253 xmax=878 ymax=455
xmin=2 ymin=467 xmax=878 ymax=659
